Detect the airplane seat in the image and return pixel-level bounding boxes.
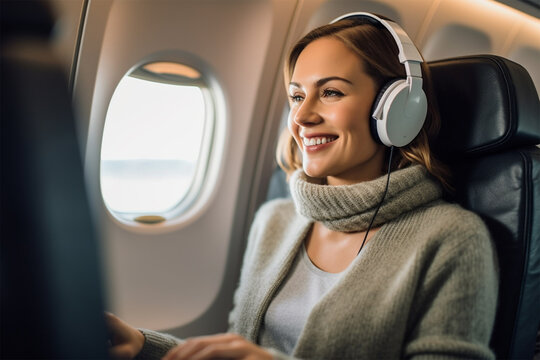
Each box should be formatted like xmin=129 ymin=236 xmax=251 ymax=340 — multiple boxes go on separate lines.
xmin=428 ymin=55 xmax=540 ymax=360
xmin=266 ymin=54 xmax=540 ymax=359
xmin=0 ymin=0 xmax=109 ymax=358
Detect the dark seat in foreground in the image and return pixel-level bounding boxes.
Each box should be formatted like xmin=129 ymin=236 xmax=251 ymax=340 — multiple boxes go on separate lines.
xmin=1 ymin=1 xmax=109 ymax=358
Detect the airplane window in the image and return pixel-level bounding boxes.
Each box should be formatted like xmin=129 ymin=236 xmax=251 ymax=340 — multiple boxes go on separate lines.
xmin=100 ymin=61 xmax=214 ymax=223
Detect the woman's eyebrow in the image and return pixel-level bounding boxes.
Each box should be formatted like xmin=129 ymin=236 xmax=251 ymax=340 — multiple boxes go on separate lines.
xmin=289 ymin=76 xmax=353 ymax=89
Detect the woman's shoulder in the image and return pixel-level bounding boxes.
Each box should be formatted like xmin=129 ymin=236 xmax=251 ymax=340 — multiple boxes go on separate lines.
xmin=423 ymin=200 xmax=488 ymax=234
xmin=403 ymin=199 xmax=493 ymax=255
xmin=242 ymin=198 xmax=309 ymax=269
xmin=251 ymin=198 xmax=312 ymax=241
xmin=248 ymin=198 xmax=310 ymax=248
xmin=252 ymin=198 xmax=297 ymax=225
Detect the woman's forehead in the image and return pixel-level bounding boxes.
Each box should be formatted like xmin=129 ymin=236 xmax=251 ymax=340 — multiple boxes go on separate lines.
xmin=291 ymin=37 xmax=365 ymax=85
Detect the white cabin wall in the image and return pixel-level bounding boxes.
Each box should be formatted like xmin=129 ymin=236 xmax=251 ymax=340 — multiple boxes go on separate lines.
xmin=417 ymin=0 xmax=540 ymax=94
xmin=418 ymin=0 xmax=519 ymax=58
xmin=506 ymin=19 xmax=540 ymax=93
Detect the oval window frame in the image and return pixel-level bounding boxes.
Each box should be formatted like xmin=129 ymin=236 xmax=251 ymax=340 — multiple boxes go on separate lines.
xmin=99 ymin=52 xmax=227 ymax=233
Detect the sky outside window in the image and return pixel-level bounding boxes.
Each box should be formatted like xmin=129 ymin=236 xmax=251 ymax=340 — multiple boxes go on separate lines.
xmin=101 ymin=75 xmax=207 ymax=214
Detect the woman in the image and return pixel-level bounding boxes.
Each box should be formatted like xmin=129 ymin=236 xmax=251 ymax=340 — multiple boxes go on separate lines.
xmin=107 ymin=13 xmax=498 ymax=360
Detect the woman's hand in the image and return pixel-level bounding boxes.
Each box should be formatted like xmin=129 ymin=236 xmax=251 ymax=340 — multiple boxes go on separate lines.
xmin=163 ymin=333 xmax=273 ymax=360
xmin=105 ymin=312 xmax=145 ymax=360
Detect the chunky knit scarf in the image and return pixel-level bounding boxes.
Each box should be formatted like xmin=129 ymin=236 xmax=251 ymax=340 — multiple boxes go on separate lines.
xmin=289 ymin=165 xmax=443 ymax=232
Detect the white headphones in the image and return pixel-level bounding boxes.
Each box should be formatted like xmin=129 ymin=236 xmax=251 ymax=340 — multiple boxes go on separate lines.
xmin=331 ymin=12 xmax=427 ymax=147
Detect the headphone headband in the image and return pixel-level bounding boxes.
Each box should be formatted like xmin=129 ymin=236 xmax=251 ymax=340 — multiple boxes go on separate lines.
xmin=331 ymin=12 xmax=423 ymax=78
xmin=330 ymin=12 xmax=428 ymax=147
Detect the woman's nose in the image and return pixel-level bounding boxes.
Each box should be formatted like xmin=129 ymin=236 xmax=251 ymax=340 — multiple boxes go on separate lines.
xmin=293 ymin=99 xmax=322 ymax=126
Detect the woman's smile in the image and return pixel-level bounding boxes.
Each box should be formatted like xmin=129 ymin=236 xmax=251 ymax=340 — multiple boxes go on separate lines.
xmin=301 ymin=134 xmax=338 ymax=151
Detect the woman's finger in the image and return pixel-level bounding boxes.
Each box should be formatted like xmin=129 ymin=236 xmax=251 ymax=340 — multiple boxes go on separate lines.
xmin=187 ymin=340 xmax=245 ymax=360
xmin=164 ymin=334 xmax=231 ymax=360
xmin=163 ymin=333 xmax=272 ymax=360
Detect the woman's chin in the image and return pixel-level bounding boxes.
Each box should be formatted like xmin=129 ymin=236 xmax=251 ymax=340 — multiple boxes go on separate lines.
xmin=302 ymin=166 xmax=327 ymax=181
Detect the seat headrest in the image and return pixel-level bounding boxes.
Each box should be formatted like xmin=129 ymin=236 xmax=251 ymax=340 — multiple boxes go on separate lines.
xmin=428 ymin=55 xmax=540 ymax=159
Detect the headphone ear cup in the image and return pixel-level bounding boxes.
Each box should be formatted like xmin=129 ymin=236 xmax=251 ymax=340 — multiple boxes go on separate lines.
xmin=371 ymin=78 xmax=427 ymax=147
xmin=370 ymin=79 xmax=402 ymax=145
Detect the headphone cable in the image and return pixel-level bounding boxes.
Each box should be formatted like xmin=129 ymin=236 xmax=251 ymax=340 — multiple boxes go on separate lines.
xmin=357 ymin=146 xmax=395 ymax=255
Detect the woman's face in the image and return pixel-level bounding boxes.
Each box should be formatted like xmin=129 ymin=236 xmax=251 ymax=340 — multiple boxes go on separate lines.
xmin=288 ymin=37 xmax=386 ymax=185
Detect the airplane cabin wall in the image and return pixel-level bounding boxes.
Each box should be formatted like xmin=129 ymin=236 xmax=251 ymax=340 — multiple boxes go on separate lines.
xmin=417 ymin=0 xmax=540 ymax=94
xmin=72 ymin=0 xmax=298 ymax=335
xmin=64 ymin=0 xmax=539 ymax=337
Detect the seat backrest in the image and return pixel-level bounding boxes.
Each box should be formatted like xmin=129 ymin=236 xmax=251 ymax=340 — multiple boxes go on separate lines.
xmin=429 ymin=55 xmax=540 ymax=359
xmin=0 ymin=1 xmax=109 ymax=358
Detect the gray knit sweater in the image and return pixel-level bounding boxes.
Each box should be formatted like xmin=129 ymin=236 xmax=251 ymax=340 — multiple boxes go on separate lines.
xmin=137 ymin=166 xmax=498 ymax=359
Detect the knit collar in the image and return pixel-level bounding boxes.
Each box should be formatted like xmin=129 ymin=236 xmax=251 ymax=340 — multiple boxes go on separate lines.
xmin=289 ymin=165 xmax=442 ymax=232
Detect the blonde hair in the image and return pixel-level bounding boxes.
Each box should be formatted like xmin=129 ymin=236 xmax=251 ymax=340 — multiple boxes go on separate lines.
xmin=277 ymin=18 xmax=452 ymax=191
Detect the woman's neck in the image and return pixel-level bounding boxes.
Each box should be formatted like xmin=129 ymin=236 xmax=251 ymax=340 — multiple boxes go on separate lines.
xmin=304 ymin=222 xmax=381 ymax=273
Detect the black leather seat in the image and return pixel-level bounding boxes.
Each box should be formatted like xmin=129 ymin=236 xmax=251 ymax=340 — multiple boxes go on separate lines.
xmin=429 ymin=55 xmax=540 ymax=359
xmin=0 ymin=1 xmax=109 ymax=358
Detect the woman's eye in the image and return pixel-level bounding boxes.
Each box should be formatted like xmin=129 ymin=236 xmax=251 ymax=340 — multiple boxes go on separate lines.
xmin=289 ymin=94 xmax=304 ymax=103
xmin=322 ymin=89 xmax=343 ymax=98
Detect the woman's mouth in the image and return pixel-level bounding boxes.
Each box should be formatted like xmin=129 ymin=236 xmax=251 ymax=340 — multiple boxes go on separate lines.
xmin=302 ymin=136 xmax=338 ymax=147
